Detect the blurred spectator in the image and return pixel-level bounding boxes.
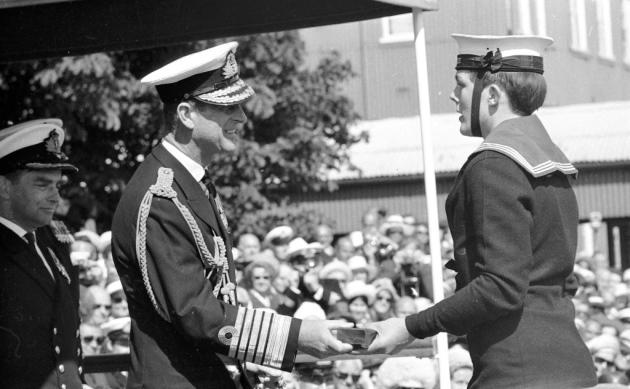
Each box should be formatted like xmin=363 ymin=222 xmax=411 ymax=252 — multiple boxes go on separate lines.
xmin=242 ymin=260 xmax=279 ymax=310
xmin=348 ymin=255 xmax=371 ymax=283
xmin=101 ymin=317 xmax=131 ymax=354
xmin=315 ymin=224 xmax=335 ymax=257
xmin=371 ymin=278 xmax=398 ymax=321
xmin=262 ymin=225 xmax=294 ymax=262
xmin=449 ymin=344 xmax=473 ymax=389
xmin=395 ymin=296 xmax=418 ymax=318
xmin=379 ymin=215 xmax=412 ymax=247
xmin=72 ymin=233 xmax=107 ymax=287
xmin=335 ymin=235 xmax=356 ymax=263
xmin=106 ymin=280 xmax=129 ymax=319
xmin=294 ymin=362 xmax=334 ymax=389
xmin=375 ymin=357 xmax=436 ymax=389
xmin=294 ymin=301 xmax=327 ymax=321
xmin=81 ymin=285 xmax=112 ymax=326
xmin=237 ymin=233 xmax=261 ymax=263
xmin=332 ymin=359 xmax=372 ymax=389
xmin=80 ymin=323 xmax=105 ymax=356
xmin=414 ymin=222 xmax=430 ymax=256
xmin=345 ymin=280 xmax=376 ymax=327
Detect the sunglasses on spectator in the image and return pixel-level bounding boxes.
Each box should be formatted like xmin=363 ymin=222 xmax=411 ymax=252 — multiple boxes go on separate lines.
xmin=594 ymin=357 xmax=615 ymax=367
xmin=334 ymin=372 xmax=360 ymax=382
xmin=254 ymin=276 xmax=270 ymax=280
xmin=82 ymin=336 xmax=105 ymax=345
xmin=112 ymin=296 xmax=125 ymax=304
xmin=93 ymin=304 xmax=112 ymax=310
xmin=376 ymin=295 xmax=393 ymax=303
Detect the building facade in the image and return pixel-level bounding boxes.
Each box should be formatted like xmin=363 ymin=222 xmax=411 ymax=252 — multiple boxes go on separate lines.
xmin=293 ymin=0 xmax=630 ymax=268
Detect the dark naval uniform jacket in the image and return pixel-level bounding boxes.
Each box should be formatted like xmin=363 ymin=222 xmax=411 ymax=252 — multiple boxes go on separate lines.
xmin=0 ymin=222 xmax=83 ymax=389
xmin=112 ymin=142 xmax=302 ymax=389
xmin=405 ymin=116 xmax=597 ymax=389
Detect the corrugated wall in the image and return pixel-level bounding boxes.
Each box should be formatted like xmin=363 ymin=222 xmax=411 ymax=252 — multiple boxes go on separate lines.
xmin=292 ymin=167 xmax=630 ymax=233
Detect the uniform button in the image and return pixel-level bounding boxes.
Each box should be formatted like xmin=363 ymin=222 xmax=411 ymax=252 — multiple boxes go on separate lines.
xmin=76 ymin=329 xmax=80 ymax=337
xmin=58 ymin=364 xmax=64 ymax=373
xmin=78 ymin=366 xmax=83 ymax=374
xmin=61 ymin=384 xmax=66 ymax=389
xmin=77 ymin=348 xmax=81 ymax=356
xmin=53 ymin=327 xmax=58 ymax=335
xmin=55 ymin=346 xmax=60 ymax=354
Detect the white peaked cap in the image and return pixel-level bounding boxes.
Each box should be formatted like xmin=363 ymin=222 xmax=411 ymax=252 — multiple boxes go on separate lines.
xmin=452 ymin=34 xmax=553 ymax=58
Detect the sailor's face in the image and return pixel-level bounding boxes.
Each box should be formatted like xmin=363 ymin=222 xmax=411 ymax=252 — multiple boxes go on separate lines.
xmin=450 ymin=71 xmax=475 ymax=136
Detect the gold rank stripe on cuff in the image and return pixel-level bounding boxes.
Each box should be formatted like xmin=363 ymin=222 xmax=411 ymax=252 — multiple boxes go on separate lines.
xmin=264 ymin=313 xmax=292 ymax=369
xmin=254 ymin=311 xmax=273 ymax=365
xmin=227 ymin=307 xmax=294 ymax=369
xmin=228 ymin=307 xmax=246 ymax=358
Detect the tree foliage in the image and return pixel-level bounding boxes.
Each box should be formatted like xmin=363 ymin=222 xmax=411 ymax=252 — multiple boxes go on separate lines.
xmin=0 ymin=31 xmax=363 ymax=237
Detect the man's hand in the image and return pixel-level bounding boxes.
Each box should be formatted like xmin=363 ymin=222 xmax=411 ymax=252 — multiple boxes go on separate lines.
xmin=362 ymin=317 xmax=415 ymax=354
xmin=298 ymin=319 xmax=354 ymax=358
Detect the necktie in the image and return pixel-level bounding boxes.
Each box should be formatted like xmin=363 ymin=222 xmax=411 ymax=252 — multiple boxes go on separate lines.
xmin=25 ymin=231 xmax=55 ymax=279
xmin=200 ymin=170 xmax=230 ymax=233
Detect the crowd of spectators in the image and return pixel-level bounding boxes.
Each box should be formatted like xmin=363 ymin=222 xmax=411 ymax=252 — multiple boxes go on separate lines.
xmin=70 ymin=206 xmax=627 ymax=389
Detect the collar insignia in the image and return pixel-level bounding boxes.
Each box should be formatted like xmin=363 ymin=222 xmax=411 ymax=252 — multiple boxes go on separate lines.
xmin=222 ymin=52 xmax=239 ymax=79
xmin=44 ymin=130 xmax=62 ymax=155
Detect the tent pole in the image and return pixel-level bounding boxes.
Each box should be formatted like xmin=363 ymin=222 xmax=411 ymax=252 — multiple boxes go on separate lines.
xmin=412 ymin=9 xmax=450 ymax=389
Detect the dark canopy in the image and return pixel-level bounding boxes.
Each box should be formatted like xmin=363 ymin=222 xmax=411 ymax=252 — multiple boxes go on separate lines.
xmin=0 ymin=0 xmax=411 ymax=63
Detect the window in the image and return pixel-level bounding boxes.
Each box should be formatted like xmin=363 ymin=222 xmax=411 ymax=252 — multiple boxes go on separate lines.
xmin=623 ymin=0 xmax=630 ymax=63
xmin=596 ymin=0 xmax=614 ymax=59
xmin=569 ymin=0 xmax=588 ymax=52
xmin=380 ymin=13 xmax=414 ymax=43
xmin=513 ymin=0 xmax=547 ymax=36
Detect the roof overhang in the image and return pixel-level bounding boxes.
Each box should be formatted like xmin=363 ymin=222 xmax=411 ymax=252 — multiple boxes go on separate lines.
xmin=0 ymin=0 xmax=416 ymax=63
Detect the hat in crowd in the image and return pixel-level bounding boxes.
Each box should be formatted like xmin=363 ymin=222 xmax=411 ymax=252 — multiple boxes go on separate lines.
xmin=106 ymin=280 xmax=123 ymax=296
xmin=319 ymin=260 xmax=352 ymax=281
xmin=141 ymin=41 xmax=254 ymax=105
xmin=347 ymin=255 xmax=368 ymax=272
xmin=379 ymin=214 xmax=414 ymax=236
xmin=74 ymin=229 xmax=101 ymax=249
xmin=293 ymin=302 xmax=327 ymax=320
xmin=344 ymin=280 xmax=376 ymax=305
xmin=285 ymin=237 xmax=309 ymax=258
xmin=376 ymin=357 xmax=436 ymax=389
xmin=448 ymin=344 xmax=473 ymax=375
xmin=101 ymin=317 xmax=131 ymax=342
xmin=588 ymin=295 xmax=606 ymax=308
xmin=451 ymin=33 xmax=553 ymax=137
xmin=372 ymin=277 xmax=399 ymax=301
xmin=263 ymin=226 xmax=294 ymax=246
xmin=588 ymin=334 xmax=620 ymax=358
xmin=98 ymin=231 xmax=112 ymax=253
xmin=0 ymin=118 xmax=77 ymax=175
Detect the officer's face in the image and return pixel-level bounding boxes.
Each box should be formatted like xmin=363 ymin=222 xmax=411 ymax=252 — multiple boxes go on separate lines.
xmin=450 ymin=71 xmax=475 ymax=137
xmin=1 ymin=169 xmax=62 ymax=231
xmin=191 ymin=102 xmax=247 ymax=155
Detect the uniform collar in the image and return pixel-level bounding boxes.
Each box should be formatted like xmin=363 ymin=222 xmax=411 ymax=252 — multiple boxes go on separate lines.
xmin=162 ymin=139 xmax=206 ymax=181
xmin=475 ymin=115 xmax=577 ymax=178
xmin=0 ymin=216 xmax=28 ymax=240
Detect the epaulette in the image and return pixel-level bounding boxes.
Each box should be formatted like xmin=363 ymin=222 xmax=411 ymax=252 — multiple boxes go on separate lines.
xmin=50 ymin=220 xmax=74 ymax=244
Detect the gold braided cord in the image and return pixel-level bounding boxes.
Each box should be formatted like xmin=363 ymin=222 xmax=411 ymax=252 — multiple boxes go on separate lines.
xmin=135 ymin=167 xmax=231 ymax=321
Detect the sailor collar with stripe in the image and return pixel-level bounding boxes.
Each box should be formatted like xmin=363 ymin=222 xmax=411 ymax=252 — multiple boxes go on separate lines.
xmin=162 ymin=139 xmax=205 ymax=181
xmin=474 ymin=115 xmax=577 ymax=178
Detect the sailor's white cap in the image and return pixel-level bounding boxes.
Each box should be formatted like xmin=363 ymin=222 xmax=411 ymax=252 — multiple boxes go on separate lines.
xmin=141 ymin=41 xmax=254 ymax=106
xmin=452 ymin=34 xmax=553 ymax=74
xmin=0 ymin=118 xmax=77 ymax=174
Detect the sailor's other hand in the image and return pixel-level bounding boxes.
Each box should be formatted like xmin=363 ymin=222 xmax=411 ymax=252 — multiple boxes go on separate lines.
xmin=298 ymin=319 xmax=354 ymax=358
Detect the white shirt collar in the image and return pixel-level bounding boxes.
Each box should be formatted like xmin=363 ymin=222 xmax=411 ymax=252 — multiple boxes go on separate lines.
xmin=162 ymin=140 xmax=206 ymax=181
xmin=0 ymin=216 xmax=29 ymax=240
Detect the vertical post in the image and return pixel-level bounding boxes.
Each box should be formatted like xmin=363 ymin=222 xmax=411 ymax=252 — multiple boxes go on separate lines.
xmin=412 ymin=9 xmax=450 ymax=389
